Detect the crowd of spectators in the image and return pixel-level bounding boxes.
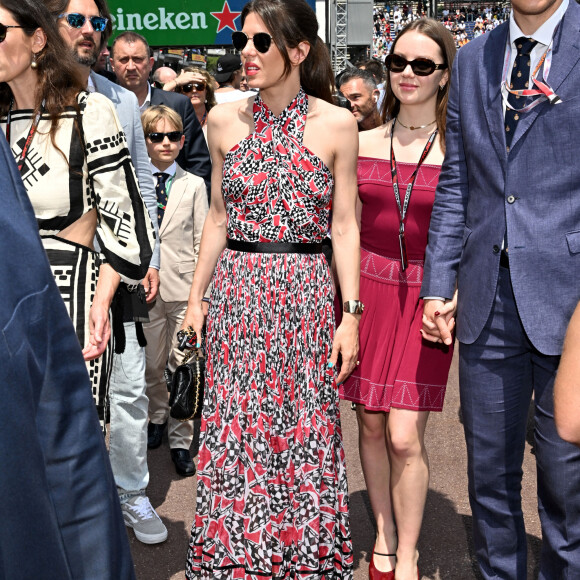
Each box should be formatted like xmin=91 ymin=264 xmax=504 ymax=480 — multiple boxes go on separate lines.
xmin=372 ymin=2 xmax=509 ymax=56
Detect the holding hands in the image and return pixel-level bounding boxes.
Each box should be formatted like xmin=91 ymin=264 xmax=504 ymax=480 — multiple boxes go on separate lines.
xmin=421 ymin=290 xmax=458 ymax=346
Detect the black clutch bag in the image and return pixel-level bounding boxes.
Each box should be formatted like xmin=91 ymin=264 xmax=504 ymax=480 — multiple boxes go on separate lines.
xmin=169 ymin=328 xmax=205 ymax=421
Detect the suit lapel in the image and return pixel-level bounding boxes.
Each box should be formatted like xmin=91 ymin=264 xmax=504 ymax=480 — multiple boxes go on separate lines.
xmin=481 ymin=24 xmax=509 ymax=164
xmin=511 ymin=2 xmax=580 ymax=150
xmin=150 ymin=86 xmax=162 ymax=106
xmin=160 ymin=166 xmax=187 ymax=235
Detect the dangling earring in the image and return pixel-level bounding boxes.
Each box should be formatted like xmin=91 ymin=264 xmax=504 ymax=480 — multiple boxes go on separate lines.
xmin=31 ymin=53 xmax=38 ymax=70
xmin=439 ymin=84 xmax=445 ymax=91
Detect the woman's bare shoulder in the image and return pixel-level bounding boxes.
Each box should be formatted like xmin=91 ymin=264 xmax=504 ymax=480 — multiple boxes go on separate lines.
xmin=308 ymin=96 xmax=357 ymax=129
xmin=358 ymin=122 xmax=391 ymax=157
xmin=207 ymin=96 xmax=254 ymax=128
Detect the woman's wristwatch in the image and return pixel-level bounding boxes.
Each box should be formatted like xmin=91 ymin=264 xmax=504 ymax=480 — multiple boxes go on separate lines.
xmin=343 ymin=300 xmax=364 ymax=314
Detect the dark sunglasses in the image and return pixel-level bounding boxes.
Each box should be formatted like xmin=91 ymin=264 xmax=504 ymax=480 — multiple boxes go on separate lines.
xmin=0 ymin=23 xmax=26 ymax=43
xmin=231 ymin=31 xmax=272 ymax=54
xmin=385 ymin=54 xmax=447 ymax=76
xmin=58 ymin=12 xmax=108 ymax=32
xmin=146 ymin=131 xmax=183 ymax=143
xmin=180 ymin=82 xmax=206 ymax=93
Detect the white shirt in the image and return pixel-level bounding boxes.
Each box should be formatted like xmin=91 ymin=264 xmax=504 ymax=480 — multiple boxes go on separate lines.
xmin=87 ymin=74 xmax=96 ymax=93
xmin=139 ymin=83 xmax=152 ymax=113
xmin=214 ymin=89 xmax=250 ymax=104
xmin=151 ymin=161 xmax=177 ymax=198
xmin=151 ymin=160 xmax=177 ymax=179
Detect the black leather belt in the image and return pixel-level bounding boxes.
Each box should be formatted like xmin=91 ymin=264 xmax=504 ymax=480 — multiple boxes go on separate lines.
xmin=500 ymin=249 xmax=510 ymax=269
xmin=226 ymin=239 xmax=323 ymax=254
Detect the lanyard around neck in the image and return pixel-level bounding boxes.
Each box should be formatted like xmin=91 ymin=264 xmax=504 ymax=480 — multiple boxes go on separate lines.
xmin=390 ymin=120 xmax=437 ymax=270
xmin=6 ymin=102 xmax=45 ymax=174
xmin=390 ymin=119 xmax=437 ymax=225
xmin=501 ymin=28 xmax=562 ymax=112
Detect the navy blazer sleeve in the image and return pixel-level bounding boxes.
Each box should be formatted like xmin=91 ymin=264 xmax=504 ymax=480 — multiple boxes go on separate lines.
xmin=150 ymin=87 xmax=211 ymax=196
xmin=421 ymin=42 xmax=470 ymax=300
xmin=0 ymin=134 xmax=135 ymax=580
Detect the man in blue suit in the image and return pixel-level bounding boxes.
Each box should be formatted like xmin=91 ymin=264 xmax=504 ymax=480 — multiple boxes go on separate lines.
xmin=421 ymin=0 xmax=580 ymax=578
xmin=0 ymin=130 xmax=135 ymax=578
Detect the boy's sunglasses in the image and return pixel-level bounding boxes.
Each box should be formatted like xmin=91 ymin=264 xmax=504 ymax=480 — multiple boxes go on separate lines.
xmin=58 ymin=12 xmax=108 ymax=32
xmin=0 ymin=23 xmax=24 ymax=43
xmin=147 ymin=131 xmax=183 ymax=143
xmin=385 ymin=54 xmax=447 ymax=76
xmin=179 ymin=82 xmax=206 ymax=93
xmin=231 ymin=31 xmax=272 ymax=54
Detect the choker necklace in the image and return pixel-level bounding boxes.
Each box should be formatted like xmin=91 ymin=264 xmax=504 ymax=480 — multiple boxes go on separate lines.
xmin=396 ymin=117 xmax=437 ymax=131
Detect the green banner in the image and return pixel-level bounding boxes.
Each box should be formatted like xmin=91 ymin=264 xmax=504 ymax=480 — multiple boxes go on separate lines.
xmin=108 ymin=0 xmax=317 ymax=47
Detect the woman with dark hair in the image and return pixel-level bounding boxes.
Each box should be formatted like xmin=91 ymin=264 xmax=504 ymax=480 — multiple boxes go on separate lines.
xmin=182 ymin=0 xmax=360 ymax=577
xmin=340 ymin=19 xmax=456 ymax=580
xmin=0 ymin=0 xmax=154 ymax=428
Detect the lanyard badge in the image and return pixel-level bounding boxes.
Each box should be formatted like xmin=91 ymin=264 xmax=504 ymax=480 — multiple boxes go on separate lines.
xmin=390 ymin=120 xmax=438 ymax=271
xmin=501 ymin=35 xmax=562 ymax=112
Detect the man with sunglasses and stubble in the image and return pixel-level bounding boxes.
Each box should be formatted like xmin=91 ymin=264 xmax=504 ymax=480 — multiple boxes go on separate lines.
xmin=421 ymin=0 xmax=580 ymax=578
xmin=47 ymin=0 xmax=170 ymax=546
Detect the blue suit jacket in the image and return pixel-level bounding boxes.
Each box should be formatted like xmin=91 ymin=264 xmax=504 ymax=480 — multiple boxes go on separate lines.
xmin=421 ymin=1 xmax=580 ymax=355
xmin=0 ymin=133 xmax=135 ymax=579
xmin=91 ymin=72 xmax=160 ymax=269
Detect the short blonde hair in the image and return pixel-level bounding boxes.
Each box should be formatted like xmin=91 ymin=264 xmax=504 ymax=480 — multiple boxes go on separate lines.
xmin=141 ymin=105 xmax=183 ymax=136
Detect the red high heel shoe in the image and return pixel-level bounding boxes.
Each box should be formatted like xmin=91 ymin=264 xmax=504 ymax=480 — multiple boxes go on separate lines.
xmin=368 ymin=546 xmax=396 ymax=580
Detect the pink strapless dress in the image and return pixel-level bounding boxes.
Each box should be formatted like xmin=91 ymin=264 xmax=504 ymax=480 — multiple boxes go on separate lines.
xmin=339 ymin=157 xmax=453 ymax=412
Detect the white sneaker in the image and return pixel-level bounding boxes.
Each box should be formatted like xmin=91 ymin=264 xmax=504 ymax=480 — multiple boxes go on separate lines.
xmin=122 ymin=496 xmax=168 ymax=544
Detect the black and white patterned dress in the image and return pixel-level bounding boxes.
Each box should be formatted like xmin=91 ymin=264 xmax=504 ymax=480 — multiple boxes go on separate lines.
xmin=186 ymin=89 xmax=353 ymax=579
xmin=1 ymin=91 xmax=154 ymax=425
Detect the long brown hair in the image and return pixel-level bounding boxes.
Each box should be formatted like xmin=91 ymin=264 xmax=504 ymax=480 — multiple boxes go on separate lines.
xmin=240 ymin=0 xmax=334 ymax=104
xmin=381 ymin=19 xmax=456 ymax=151
xmin=0 ymin=0 xmax=85 ymax=141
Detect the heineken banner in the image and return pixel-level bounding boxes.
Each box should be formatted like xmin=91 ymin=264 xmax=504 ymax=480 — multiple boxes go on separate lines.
xmin=108 ymin=0 xmax=317 ymax=47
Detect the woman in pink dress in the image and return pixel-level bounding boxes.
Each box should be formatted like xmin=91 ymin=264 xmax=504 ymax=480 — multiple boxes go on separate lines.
xmin=340 ymin=19 xmax=456 ymax=580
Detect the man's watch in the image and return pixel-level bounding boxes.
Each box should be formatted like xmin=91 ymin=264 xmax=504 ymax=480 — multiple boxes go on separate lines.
xmin=343 ymin=300 xmax=365 ymax=314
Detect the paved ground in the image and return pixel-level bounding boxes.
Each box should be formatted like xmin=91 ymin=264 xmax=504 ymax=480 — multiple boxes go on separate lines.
xmin=128 ymin=349 xmax=542 ymax=579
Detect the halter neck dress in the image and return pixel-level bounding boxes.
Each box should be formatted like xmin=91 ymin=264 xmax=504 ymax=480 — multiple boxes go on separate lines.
xmin=186 ymin=89 xmax=353 ymax=579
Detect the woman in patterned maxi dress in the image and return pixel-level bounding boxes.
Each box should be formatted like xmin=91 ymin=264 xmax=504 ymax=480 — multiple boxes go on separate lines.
xmin=182 ymin=1 xmax=360 ymax=578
